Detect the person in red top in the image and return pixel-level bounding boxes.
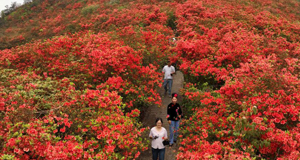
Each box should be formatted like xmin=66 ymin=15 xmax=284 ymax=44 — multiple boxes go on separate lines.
xmin=167 ymin=93 xmax=182 ymax=147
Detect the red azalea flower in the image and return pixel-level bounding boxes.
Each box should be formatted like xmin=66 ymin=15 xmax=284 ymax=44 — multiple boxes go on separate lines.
xmin=60 ymin=127 xmax=66 ymax=133
xmin=23 ymin=148 xmax=29 ymax=152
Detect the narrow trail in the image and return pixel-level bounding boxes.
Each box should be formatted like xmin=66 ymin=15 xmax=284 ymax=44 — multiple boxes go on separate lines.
xmin=137 ymin=71 xmax=184 ymax=160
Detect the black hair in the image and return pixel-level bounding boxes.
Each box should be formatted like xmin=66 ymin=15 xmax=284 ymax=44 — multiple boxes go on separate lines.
xmin=155 ymin=117 xmax=163 ymax=125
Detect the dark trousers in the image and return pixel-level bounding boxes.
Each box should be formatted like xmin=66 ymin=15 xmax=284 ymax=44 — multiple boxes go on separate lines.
xmin=152 ymin=148 xmax=165 ymax=160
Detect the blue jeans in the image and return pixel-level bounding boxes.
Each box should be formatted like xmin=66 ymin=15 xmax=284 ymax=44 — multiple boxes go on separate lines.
xmin=169 ymin=120 xmax=180 ymax=145
xmin=163 ymin=79 xmax=173 ymax=95
xmin=152 ymin=148 xmax=165 ymax=160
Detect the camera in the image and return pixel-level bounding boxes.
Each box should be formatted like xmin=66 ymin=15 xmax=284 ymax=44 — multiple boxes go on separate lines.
xmin=154 ymin=136 xmax=159 ymax=139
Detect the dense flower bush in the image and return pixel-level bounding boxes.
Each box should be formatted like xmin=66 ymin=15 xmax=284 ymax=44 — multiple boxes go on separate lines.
xmin=0 ymin=68 xmax=147 ymax=159
xmin=0 ymin=31 xmax=163 ymax=110
xmin=1 ymin=0 xmax=300 ymax=159
xmin=0 ymin=1 xmax=175 ymax=159
xmin=174 ymin=0 xmax=300 ymax=159
xmin=179 ymin=55 xmax=300 ymax=159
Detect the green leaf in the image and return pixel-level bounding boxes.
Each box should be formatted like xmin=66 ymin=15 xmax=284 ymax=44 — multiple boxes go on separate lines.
xmin=12 ymin=132 xmax=19 ymax=137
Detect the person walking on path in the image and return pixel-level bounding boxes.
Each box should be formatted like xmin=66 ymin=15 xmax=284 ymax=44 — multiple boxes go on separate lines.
xmin=167 ymin=93 xmax=182 ymax=147
xmin=149 ymin=118 xmax=168 ymax=160
xmin=162 ymin=61 xmax=175 ymax=98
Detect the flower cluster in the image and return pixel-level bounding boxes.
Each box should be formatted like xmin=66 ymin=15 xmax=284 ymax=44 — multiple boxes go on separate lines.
xmin=176 ymin=0 xmax=300 ymax=159
xmin=0 ymin=68 xmax=147 ymax=159
xmin=1 ymin=0 xmax=300 ymax=159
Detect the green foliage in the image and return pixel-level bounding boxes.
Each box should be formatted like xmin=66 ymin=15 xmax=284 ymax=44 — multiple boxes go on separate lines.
xmin=0 ymin=12 xmax=5 ymax=21
xmin=166 ymin=11 xmax=177 ymax=30
xmin=65 ymin=24 xmax=80 ymax=33
xmin=29 ymin=0 xmax=42 ymax=9
xmin=0 ymin=68 xmax=75 ymax=119
xmin=81 ymin=4 xmax=99 ymax=16
xmin=109 ymin=0 xmax=120 ymax=5
xmin=235 ymin=117 xmax=270 ymax=149
xmin=184 ymin=73 xmax=224 ymax=90
xmin=0 ymin=154 xmax=16 ymax=160
xmin=93 ymin=17 xmax=109 ymax=32
xmin=181 ymin=84 xmax=204 ymax=117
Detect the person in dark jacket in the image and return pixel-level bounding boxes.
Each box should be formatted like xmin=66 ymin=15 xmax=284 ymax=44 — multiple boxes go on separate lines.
xmin=167 ymin=93 xmax=182 ymax=147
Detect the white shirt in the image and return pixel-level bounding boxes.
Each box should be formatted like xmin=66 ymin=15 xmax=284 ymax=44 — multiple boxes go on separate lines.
xmin=162 ymin=65 xmax=175 ymax=80
xmin=149 ymin=127 xmax=168 ymax=149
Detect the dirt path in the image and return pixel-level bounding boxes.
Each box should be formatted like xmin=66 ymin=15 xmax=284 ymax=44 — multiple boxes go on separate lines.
xmin=137 ymin=71 xmax=184 ymax=160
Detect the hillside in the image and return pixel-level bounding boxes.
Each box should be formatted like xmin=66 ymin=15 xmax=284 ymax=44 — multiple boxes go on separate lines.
xmin=1 ymin=0 xmax=300 ymax=159
xmin=2 ymin=0 xmax=300 ymax=50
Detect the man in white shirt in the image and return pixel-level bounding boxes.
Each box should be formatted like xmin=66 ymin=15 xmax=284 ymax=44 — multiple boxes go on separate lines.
xmin=162 ymin=61 xmax=175 ymax=98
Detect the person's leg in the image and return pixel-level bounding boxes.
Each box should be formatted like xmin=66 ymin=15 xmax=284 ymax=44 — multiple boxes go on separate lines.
xmin=174 ymin=120 xmax=180 ymax=142
xmin=168 ymin=79 xmax=173 ymax=96
xmin=163 ymin=79 xmax=167 ymax=94
xmin=169 ymin=121 xmax=175 ymax=145
xmin=158 ymin=148 xmax=165 ymax=160
xmin=152 ymin=148 xmax=158 ymax=160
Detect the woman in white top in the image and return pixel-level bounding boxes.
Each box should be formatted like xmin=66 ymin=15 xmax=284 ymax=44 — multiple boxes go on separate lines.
xmin=149 ymin=118 xmax=168 ymax=160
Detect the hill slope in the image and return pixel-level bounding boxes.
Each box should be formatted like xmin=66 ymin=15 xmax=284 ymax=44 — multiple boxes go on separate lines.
xmin=1 ymin=0 xmax=300 ymax=159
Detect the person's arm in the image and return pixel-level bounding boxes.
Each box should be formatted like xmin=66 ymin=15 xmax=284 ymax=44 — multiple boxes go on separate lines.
xmin=149 ymin=129 xmax=153 ymax=139
xmin=163 ymin=129 xmax=168 ymax=140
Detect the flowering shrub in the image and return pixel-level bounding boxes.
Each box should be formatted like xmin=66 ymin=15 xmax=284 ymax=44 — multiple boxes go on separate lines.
xmin=1 ymin=0 xmax=300 ymax=159
xmin=0 ymin=68 xmax=147 ymax=159
xmin=173 ymin=0 xmax=300 ymax=84
xmin=179 ymin=55 xmax=300 ymax=159
xmin=0 ymin=0 xmax=174 ymax=50
xmin=0 ymin=31 xmax=162 ymax=110
xmin=175 ymin=0 xmax=300 ymax=159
